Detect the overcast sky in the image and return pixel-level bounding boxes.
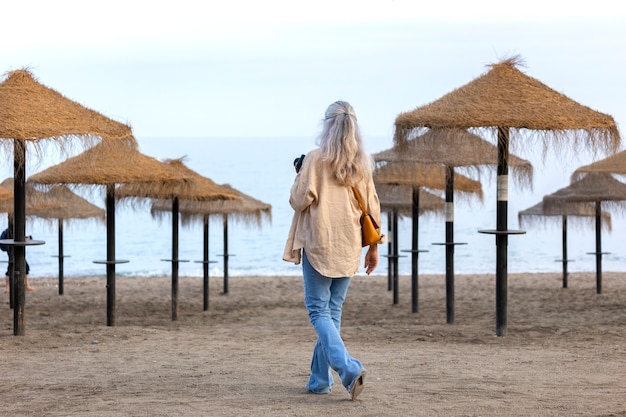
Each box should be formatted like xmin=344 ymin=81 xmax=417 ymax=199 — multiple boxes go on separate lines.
xmin=2 ymin=0 xmax=625 ymax=140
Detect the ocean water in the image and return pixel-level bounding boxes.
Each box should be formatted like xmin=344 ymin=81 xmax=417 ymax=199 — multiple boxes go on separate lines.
xmin=6 ymin=135 xmax=626 ymax=279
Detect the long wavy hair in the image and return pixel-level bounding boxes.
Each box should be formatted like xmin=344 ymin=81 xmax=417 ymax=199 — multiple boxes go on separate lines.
xmin=317 ymin=101 xmax=372 ymax=186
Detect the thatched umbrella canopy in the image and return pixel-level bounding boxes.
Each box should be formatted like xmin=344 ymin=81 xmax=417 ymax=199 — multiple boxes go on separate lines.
xmin=0 ymin=70 xmax=132 ymax=147
xmin=151 ymin=184 xmax=272 ymax=226
xmin=0 ymin=178 xmax=65 ymax=216
xmin=28 ymin=140 xmax=190 ymax=326
xmin=374 ymin=161 xmax=484 ymax=199
xmin=571 ymin=149 xmax=626 ymax=181
xmin=374 ymin=161 xmax=482 ymax=314
xmin=394 ymin=56 xmax=621 ymax=336
xmin=543 ymin=173 xmax=626 ymax=294
xmin=374 ymin=128 xmax=533 ymax=185
xmin=150 ymin=183 xmax=271 ymax=310
xmin=115 ymin=158 xmax=240 ymax=203
xmin=518 ymin=200 xmax=611 ymax=288
xmin=518 ymin=201 xmax=611 ymax=229
xmin=115 ymin=158 xmax=240 ymax=320
xmin=543 ymin=173 xmax=626 ymax=210
xmin=150 ymin=184 xmax=271 ymax=226
xmin=28 ymin=141 xmax=188 ymax=186
xmin=28 ymin=185 xmax=105 ymax=222
xmin=0 ymin=68 xmax=133 ymax=336
xmin=377 ymin=184 xmax=445 ymax=217
xmin=26 ymin=184 xmax=105 ymax=295
xmin=394 ymin=59 xmax=620 ymax=148
xmin=0 ymin=184 xmax=13 ymax=202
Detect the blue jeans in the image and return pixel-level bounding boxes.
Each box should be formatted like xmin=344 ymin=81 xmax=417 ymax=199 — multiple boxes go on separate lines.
xmin=302 ymin=251 xmax=364 ymax=394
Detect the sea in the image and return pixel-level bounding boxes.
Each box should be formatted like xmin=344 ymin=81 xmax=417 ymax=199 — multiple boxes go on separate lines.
xmin=5 ymin=135 xmax=626 ymax=280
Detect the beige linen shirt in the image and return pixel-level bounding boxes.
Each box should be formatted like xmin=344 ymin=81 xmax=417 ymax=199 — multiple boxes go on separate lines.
xmin=283 ymin=149 xmax=383 ymax=278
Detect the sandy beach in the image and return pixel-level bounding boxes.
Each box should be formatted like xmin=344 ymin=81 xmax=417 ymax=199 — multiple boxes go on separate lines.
xmin=2 ymin=271 xmax=625 ymax=416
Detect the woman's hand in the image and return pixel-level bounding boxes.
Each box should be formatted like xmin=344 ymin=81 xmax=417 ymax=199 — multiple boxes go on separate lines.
xmin=364 ymin=244 xmax=379 ymax=275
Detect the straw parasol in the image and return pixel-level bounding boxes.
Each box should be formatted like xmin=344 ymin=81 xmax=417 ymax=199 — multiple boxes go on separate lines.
xmin=0 ymin=68 xmax=133 ymax=336
xmin=568 ymin=148 xmax=626 ymax=289
xmin=375 ymin=128 xmax=533 ymax=185
xmin=150 ymin=183 xmax=271 ymax=310
xmin=152 ymin=184 xmax=272 ymax=226
xmin=393 ymin=56 xmax=621 ymax=336
xmin=394 ymin=59 xmax=620 ymax=146
xmin=374 ymin=161 xmax=482 ymax=314
xmin=115 ymin=158 xmax=240 ymax=320
xmin=542 ymin=173 xmax=626 ymax=294
xmin=571 ymin=148 xmax=626 ymax=180
xmin=374 ymin=128 xmax=533 ymax=322
xmin=374 ymin=162 xmax=484 ymax=197
xmin=0 ymin=178 xmax=67 ymax=309
xmin=27 ymin=184 xmax=105 ymax=295
xmin=28 ymin=140 xmax=190 ymax=326
xmin=377 ymin=183 xmax=444 ymax=306
xmin=0 ymin=184 xmax=13 ymax=202
xmin=0 ymin=178 xmax=66 ymax=215
xmin=29 ymin=185 xmax=105 ymax=221
xmin=377 ymin=183 xmax=445 ymax=217
xmin=518 ymin=200 xmax=611 ymax=287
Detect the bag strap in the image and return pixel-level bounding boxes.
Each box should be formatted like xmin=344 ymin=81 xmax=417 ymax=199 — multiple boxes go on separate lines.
xmin=351 ymin=186 xmax=367 ymax=214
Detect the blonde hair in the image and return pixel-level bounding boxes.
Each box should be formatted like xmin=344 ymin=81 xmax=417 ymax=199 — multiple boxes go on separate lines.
xmin=317 ymin=101 xmax=372 ymax=186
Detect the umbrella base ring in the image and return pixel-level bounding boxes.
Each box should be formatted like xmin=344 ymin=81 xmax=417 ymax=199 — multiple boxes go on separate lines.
xmin=478 ymin=229 xmax=526 ymax=235
xmin=0 ymin=239 xmax=45 ymax=246
xmin=93 ymin=260 xmax=130 ymax=264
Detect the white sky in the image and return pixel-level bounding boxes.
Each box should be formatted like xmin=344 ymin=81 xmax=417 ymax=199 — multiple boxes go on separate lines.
xmin=2 ymin=0 xmax=625 ymax=139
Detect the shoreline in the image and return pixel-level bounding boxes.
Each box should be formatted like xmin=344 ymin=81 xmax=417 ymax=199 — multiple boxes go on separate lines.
xmin=24 ymin=268 xmax=626 ymax=280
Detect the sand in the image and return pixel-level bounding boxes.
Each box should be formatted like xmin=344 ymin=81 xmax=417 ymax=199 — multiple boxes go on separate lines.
xmin=1 ymin=271 xmax=625 ymax=416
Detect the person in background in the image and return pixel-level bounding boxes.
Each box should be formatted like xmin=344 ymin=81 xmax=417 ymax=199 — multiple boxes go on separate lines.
xmin=283 ymin=100 xmax=384 ymax=400
xmin=2 ymin=227 xmax=35 ymax=293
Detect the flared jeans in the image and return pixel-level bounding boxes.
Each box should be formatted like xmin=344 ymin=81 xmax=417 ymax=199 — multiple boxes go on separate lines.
xmin=302 ymin=250 xmax=364 ymax=394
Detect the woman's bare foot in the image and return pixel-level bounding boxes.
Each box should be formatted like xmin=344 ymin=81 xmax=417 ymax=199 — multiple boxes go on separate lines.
xmin=26 ymin=286 xmax=36 ymax=292
xmin=4 ymin=287 xmax=8 ymax=294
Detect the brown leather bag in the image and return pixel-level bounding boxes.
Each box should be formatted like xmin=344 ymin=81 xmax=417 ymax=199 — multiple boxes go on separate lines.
xmin=352 ymin=186 xmax=381 ymax=247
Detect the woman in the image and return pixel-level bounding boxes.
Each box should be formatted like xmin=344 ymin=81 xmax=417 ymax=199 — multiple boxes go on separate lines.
xmin=283 ymin=100 xmax=384 ymax=400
